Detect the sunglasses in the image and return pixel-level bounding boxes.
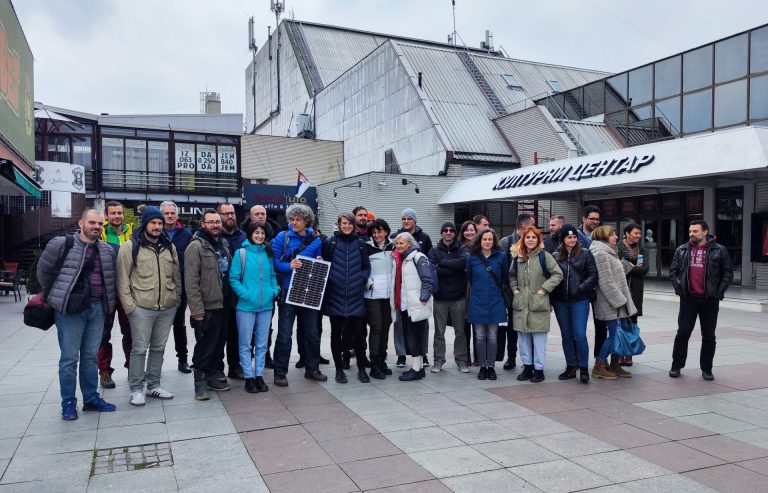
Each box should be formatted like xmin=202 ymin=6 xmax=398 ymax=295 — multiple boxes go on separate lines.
xmin=442 ymin=228 xmax=455 ymax=233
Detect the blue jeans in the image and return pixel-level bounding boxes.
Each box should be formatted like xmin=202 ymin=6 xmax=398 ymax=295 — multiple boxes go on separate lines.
xmin=274 ymin=302 xmax=320 ymax=375
xmin=236 ymin=309 xmax=272 ymax=378
xmin=598 ymin=319 xmax=621 ymax=362
xmin=552 ymin=300 xmax=591 ymax=367
xmin=55 ymin=302 xmax=104 ymax=405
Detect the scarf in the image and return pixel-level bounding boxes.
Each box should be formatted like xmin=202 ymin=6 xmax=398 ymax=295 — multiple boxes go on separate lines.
xmin=393 ymin=249 xmax=404 ymax=309
xmin=622 ymin=239 xmax=639 ymax=260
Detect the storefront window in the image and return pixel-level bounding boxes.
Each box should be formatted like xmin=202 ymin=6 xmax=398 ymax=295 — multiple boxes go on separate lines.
xmin=750 ymin=74 xmax=768 ymax=120
xmin=102 ymin=138 xmax=123 ymax=171
xmin=628 ymin=64 xmax=653 ymax=105
xmin=714 ymin=79 xmax=747 ymax=128
xmin=125 ymin=139 xmax=147 ymax=188
xmin=715 ymin=34 xmax=748 ymax=83
xmin=683 ymin=45 xmax=713 ymax=92
xmin=750 ymin=25 xmax=768 ymax=74
xmin=654 ymin=97 xmax=681 ymax=136
xmin=682 ymin=89 xmax=712 ymax=134
xmin=148 ymin=141 xmax=169 ymax=188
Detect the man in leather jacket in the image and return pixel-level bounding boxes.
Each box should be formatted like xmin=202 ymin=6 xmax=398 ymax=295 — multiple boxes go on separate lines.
xmin=669 ymin=220 xmax=733 ymax=381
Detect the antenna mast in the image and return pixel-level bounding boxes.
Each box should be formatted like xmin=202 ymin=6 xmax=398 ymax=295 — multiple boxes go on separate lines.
xmin=447 ymin=0 xmax=458 ymax=45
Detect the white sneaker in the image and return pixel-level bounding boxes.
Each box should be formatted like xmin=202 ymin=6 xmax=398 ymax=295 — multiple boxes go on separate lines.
xmin=130 ymin=391 xmax=146 ymax=406
xmin=430 ymin=361 xmax=444 ymax=373
xmin=457 ymin=363 xmax=470 ymax=373
xmin=146 ymin=387 xmax=174 ymax=400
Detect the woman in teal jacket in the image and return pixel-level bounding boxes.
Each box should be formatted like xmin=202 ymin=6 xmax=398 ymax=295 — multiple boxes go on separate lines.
xmin=229 ymin=223 xmax=280 ymax=393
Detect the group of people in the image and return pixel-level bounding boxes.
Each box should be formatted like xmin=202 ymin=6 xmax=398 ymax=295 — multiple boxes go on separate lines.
xmin=37 ymin=199 xmax=733 ymax=421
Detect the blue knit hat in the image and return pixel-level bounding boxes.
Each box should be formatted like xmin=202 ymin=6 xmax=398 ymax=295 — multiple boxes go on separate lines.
xmin=141 ymin=206 xmax=164 ymax=229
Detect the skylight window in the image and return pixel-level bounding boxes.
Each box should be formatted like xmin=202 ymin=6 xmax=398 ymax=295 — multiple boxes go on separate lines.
xmin=547 ymin=80 xmax=565 ymax=93
xmin=502 ymin=74 xmax=524 ymax=90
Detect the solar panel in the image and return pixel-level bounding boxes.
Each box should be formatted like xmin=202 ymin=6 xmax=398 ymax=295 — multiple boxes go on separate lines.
xmin=286 ymin=255 xmax=331 ymax=310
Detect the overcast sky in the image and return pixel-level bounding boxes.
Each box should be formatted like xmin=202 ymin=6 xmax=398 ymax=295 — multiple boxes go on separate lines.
xmin=13 ymin=0 xmax=768 ymax=118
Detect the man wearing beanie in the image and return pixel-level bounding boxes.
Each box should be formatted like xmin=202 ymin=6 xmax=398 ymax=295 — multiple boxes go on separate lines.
xmin=117 ymin=206 xmax=181 ymax=406
xmin=428 ymin=221 xmax=469 ymax=373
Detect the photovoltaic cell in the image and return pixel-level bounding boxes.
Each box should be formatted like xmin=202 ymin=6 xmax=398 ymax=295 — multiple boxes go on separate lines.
xmin=286 ymin=255 xmax=331 ymax=310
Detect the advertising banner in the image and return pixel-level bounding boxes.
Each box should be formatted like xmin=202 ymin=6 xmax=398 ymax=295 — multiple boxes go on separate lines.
xmin=34 ymin=161 xmax=86 ymax=193
xmin=175 ymin=142 xmax=195 ymax=172
xmin=217 ymin=145 xmax=237 ymax=173
xmin=51 ymin=190 xmax=72 ymax=218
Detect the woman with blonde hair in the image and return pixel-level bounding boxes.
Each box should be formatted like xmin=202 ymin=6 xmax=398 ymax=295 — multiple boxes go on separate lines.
xmin=589 ymin=225 xmax=637 ymax=380
xmin=510 ymin=227 xmax=563 ymax=383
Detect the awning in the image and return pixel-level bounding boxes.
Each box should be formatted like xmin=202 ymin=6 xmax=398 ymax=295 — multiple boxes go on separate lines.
xmin=438 ymin=126 xmax=768 ymax=204
xmin=0 ymin=159 xmax=43 ymax=199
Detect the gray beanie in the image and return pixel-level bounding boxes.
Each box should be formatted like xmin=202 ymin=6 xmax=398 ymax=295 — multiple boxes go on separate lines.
xmin=441 ymin=221 xmax=456 ymax=231
xmin=401 ymin=208 xmax=417 ymax=222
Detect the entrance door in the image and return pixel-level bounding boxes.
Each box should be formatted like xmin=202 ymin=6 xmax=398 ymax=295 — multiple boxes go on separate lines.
xmin=659 ymin=218 xmax=684 ymax=279
xmin=716 ymin=187 xmax=743 ymax=283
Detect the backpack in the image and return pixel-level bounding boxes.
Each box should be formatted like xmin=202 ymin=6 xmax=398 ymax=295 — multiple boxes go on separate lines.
xmin=129 ymin=236 xmax=176 ymax=275
xmin=324 ymin=235 xmax=365 ymax=261
xmin=412 ymin=251 xmax=438 ymax=295
xmin=512 ymin=251 xmax=550 ymax=278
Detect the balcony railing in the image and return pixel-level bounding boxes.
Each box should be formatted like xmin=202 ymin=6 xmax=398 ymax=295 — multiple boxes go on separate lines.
xmin=100 ymin=170 xmax=240 ymax=195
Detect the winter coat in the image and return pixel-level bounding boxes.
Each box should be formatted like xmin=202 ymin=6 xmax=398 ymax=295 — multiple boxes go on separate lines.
xmin=466 ymin=249 xmax=509 ymax=325
xmin=221 ymin=227 xmax=247 ymax=257
xmin=100 ymin=222 xmax=133 ymax=256
xmin=428 ymin=239 xmax=468 ymax=301
xmin=392 ymin=226 xmax=433 ymax=255
xmin=272 ymin=226 xmax=322 ymax=293
xmin=618 ymin=242 xmax=649 ymax=316
xmin=551 ymin=248 xmax=598 ymax=303
xmin=364 ymin=237 xmax=394 ymax=300
xmin=184 ymin=231 xmax=232 ymax=317
xmin=116 ymin=233 xmax=181 ymax=314
xmin=229 ymin=240 xmax=279 ymax=313
xmin=669 ymin=235 xmax=733 ymax=300
xmin=321 ymin=231 xmax=371 ymax=317
xmin=589 ymin=240 xmax=638 ymax=321
xmin=509 ymin=248 xmax=563 ymax=333
xmin=165 ymin=222 xmax=193 ymax=276
xmin=37 ymin=235 xmax=116 ymax=314
xmin=390 ymin=246 xmax=433 ymax=322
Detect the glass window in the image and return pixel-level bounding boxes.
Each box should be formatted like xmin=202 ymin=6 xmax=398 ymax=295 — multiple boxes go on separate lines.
xmin=750 ymin=74 xmax=768 ymax=120
xmin=582 ymin=81 xmax=604 ymax=116
xmin=137 ymin=129 xmax=170 ymax=139
xmin=502 ymin=74 xmax=523 ymax=90
xmin=125 ymin=139 xmax=147 ymax=189
xmin=47 ymin=135 xmax=70 ymax=162
xmin=683 ymin=89 xmax=712 ymax=134
xmin=101 ymin=137 xmax=123 ymax=188
xmin=564 ymin=89 xmax=584 ymax=119
xmin=683 ymin=45 xmax=713 ymax=92
xmin=101 ymin=127 xmax=136 ymax=136
xmin=655 ymin=55 xmax=681 ymax=99
xmin=206 ymin=134 xmax=239 ymax=144
xmin=174 ymin=132 xmax=206 ymax=142
xmin=546 ymin=80 xmax=565 ymax=93
xmin=607 ymin=73 xmax=628 ymax=104
xmin=148 ymin=141 xmax=168 ymax=188
xmin=655 ymin=97 xmax=681 ymax=136
xmin=751 ymin=25 xmax=768 ymax=74
xmin=715 ymin=34 xmax=748 ymax=83
xmin=714 ymin=79 xmax=747 ymax=127
xmin=72 ymin=136 xmax=92 ymax=169
xmin=628 ymin=65 xmax=653 ymax=105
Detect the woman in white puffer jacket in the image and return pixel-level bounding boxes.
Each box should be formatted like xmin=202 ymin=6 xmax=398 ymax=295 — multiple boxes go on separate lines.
xmin=364 ymin=218 xmax=395 ymax=379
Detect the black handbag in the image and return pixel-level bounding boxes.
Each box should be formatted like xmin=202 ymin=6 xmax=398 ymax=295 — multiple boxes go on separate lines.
xmin=24 ymin=235 xmax=74 ymax=330
xmin=477 ymin=254 xmax=513 ymax=308
xmin=65 ymin=245 xmax=99 ymax=314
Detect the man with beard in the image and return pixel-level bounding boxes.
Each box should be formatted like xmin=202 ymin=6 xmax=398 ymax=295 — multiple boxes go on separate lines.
xmin=353 ymin=206 xmax=370 ymax=239
xmin=117 ymin=207 xmax=181 ymax=406
xmin=185 ymin=210 xmax=233 ymax=400
xmin=544 ymin=215 xmax=565 ymax=254
xmin=217 ymin=203 xmax=247 ymax=380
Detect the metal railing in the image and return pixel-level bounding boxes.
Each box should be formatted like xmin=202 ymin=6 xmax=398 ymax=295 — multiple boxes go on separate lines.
xmin=100 ymin=170 xmax=240 ymax=194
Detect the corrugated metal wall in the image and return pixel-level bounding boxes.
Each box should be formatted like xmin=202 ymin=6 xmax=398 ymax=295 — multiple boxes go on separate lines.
xmin=494 ymin=106 xmax=572 ymax=166
xmin=240 ymin=134 xmax=344 ymax=185
xmin=756 ymin=181 xmax=768 ymax=289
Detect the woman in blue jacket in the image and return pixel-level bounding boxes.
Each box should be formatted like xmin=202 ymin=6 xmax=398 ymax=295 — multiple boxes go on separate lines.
xmin=229 ymin=222 xmax=279 ymax=393
xmin=466 ymin=228 xmax=509 ymax=381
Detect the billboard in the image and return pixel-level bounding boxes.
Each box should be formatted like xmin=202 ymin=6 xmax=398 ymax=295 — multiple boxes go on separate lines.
xmin=0 ymin=0 xmax=34 ymax=165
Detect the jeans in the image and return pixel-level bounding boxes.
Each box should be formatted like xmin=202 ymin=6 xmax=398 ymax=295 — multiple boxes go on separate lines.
xmin=597 ymin=319 xmax=620 ymax=362
xmin=171 ymin=290 xmax=188 ymax=360
xmin=474 ymin=323 xmax=498 ymax=368
xmin=366 ymin=298 xmax=392 ymax=358
xmin=672 ymin=296 xmax=719 ymax=371
xmin=56 ymin=302 xmax=104 ymax=405
xmin=518 ymin=332 xmax=548 ymax=370
xmin=393 ymin=315 xmax=405 ymax=356
xmin=236 ymin=309 xmax=272 ymax=378
xmin=97 ymin=297 xmax=131 ymax=374
xmin=127 ymin=306 xmax=176 ymax=392
xmin=330 ymin=316 xmax=366 ymax=369
xmin=274 ymin=302 xmax=320 ymax=375
xmin=191 ymin=309 xmax=227 ymax=373
xmin=432 ymin=299 xmax=468 ymax=364
xmin=552 ymin=300 xmax=591 ymax=367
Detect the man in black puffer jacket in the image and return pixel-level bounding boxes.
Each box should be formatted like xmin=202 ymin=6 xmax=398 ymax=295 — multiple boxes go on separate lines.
xmin=428 ymin=221 xmax=469 ymax=373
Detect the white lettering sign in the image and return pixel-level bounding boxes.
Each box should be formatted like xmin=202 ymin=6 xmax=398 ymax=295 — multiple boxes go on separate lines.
xmin=196 ymin=144 xmax=216 ymax=172
xmin=217 ymin=146 xmax=237 ymax=174
xmin=175 ymin=143 xmax=195 ymax=172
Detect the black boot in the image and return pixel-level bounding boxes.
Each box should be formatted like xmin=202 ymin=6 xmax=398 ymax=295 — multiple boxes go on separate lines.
xmin=194 ymin=370 xmax=209 ymax=401
xmin=207 ymin=373 xmax=231 ymax=392
xmin=360 ymin=354 xmax=372 ymax=368
xmin=357 ymin=367 xmax=370 ymax=383
xmin=264 ymin=352 xmax=274 ymax=369
xmin=579 ymin=366 xmax=590 ymax=383
xmin=558 ymin=366 xmax=577 ymax=380
xmin=517 ymin=364 xmax=534 ymax=381
xmin=369 ymin=356 xmax=385 ymax=380
xmin=380 ymin=353 xmax=393 ymax=375
xmin=255 ymin=376 xmax=269 ymax=392
xmin=342 ymin=353 xmax=351 ymax=370
xmin=335 ymin=369 xmax=347 ymax=384
xmin=531 ymin=369 xmax=545 ymax=383
xmin=178 ymin=358 xmax=191 ymax=374
xmin=244 ymin=378 xmax=258 ymax=393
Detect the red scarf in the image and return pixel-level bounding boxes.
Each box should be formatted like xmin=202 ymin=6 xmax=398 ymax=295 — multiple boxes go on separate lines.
xmin=393 ymin=250 xmax=404 ymax=309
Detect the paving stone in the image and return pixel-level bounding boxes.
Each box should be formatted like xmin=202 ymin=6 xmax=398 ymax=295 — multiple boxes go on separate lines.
xmin=340 ymin=453 xmax=435 ymax=490
xmin=728 ymin=428 xmax=768 ymax=449
xmin=15 ymin=429 xmax=96 ymax=456
xmin=493 ymin=414 xmax=573 ymax=437
xmin=384 ymin=426 xmax=464 ymax=453
xmin=583 ymin=423 xmax=669 ymax=449
xmin=442 ymin=420 xmax=520 ymax=444
xmin=86 ymin=466 xmax=177 ymax=492
xmin=249 ymin=439 xmax=333 ymax=474
xmin=466 ymin=400 xmax=537 ymax=419
xmin=320 ymin=433 xmax=402 ymax=463
xmin=263 ymin=464 xmax=358 ymax=493
xmin=230 ymin=408 xmax=299 ymax=432
xmin=166 ymin=415 xmax=235 ymax=442
xmin=572 ymin=450 xmax=673 ymax=482
xmin=636 ymin=399 xmax=709 ymax=417
xmin=628 ymin=441 xmax=726 ymax=473
xmin=472 ymin=438 xmax=562 ymax=468
xmin=620 ymin=473 xmax=718 ymax=492
xmin=177 ymin=474 xmax=269 ymax=492
xmin=679 ymin=435 xmax=768 ymax=462
xmin=366 ymin=479 xmax=452 ymax=493
xmin=677 ymin=412 xmax=759 ymax=433
xmin=510 ymin=458 xmax=612 ymax=493
xmin=172 ymin=434 xmax=258 ymax=481
xmin=304 ymin=415 xmax=378 ymax=441
xmin=736 ymin=456 xmax=768 ymax=476
xmin=410 ymin=445 xmax=501 ymax=478
xmin=343 ymin=397 xmax=411 ymax=416
xmin=96 ymin=422 xmax=169 ymax=449
xmin=1 ymin=450 xmax=92 ymax=484
xmin=0 ymin=438 xmax=20 ymax=460
xmin=440 ymin=469 xmax=543 ymax=492
xmin=684 ymin=464 xmax=768 ymax=493
xmin=363 ymin=410 xmax=435 ymax=433
xmin=530 ymin=430 xmax=618 ymax=458
xmin=289 ymin=402 xmax=358 ymax=423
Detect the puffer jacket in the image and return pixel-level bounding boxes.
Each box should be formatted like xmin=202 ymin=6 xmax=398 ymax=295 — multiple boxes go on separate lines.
xmin=229 ymin=240 xmax=279 ymax=313
xmin=364 ymin=237 xmax=394 ymax=300
xmin=551 ymin=248 xmax=598 ymax=303
xmin=116 ymin=233 xmax=181 ymax=314
xmin=590 ymin=240 xmax=637 ymax=321
xmin=37 ymin=235 xmax=116 ymax=314
xmin=390 ymin=246 xmax=433 ymax=322
xmin=669 ymin=235 xmax=733 ymax=300
xmin=510 ymin=248 xmax=563 ymax=333
xmin=272 ymin=226 xmax=322 ymax=293
xmin=466 ymin=249 xmax=509 ymax=325
xmin=428 ymin=239 xmax=468 ymax=301
xmin=184 ymin=230 xmax=231 ymax=317
xmin=322 ymin=231 xmax=371 ymax=317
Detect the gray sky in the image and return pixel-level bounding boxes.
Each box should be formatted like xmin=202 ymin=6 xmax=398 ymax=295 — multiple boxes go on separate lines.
xmin=13 ymin=0 xmax=768 ymax=118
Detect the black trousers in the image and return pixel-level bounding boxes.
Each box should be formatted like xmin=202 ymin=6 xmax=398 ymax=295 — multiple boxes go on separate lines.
xmin=330 ymin=316 xmax=366 ymax=369
xmin=366 ymin=298 xmax=392 ymax=358
xmin=496 ymin=311 xmax=518 ymax=361
xmin=672 ymin=296 xmax=719 ymax=371
xmin=171 ymin=291 xmax=188 ymax=360
xmin=400 ymin=311 xmax=428 ymax=357
xmin=298 ymin=314 xmax=324 ymax=361
xmin=191 ymin=309 xmax=228 ymax=374
xmin=219 ymin=306 xmax=241 ymax=372
xmin=593 ymin=319 xmax=607 ymax=360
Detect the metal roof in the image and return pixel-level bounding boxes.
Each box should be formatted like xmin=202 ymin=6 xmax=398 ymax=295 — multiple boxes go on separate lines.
xmin=556 ymin=120 xmax=623 ymax=154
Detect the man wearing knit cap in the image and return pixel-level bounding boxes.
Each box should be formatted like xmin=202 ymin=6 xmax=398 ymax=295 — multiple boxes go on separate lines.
xmin=428 ymin=221 xmax=469 ymax=373
xmin=117 ymin=206 xmax=181 ymax=406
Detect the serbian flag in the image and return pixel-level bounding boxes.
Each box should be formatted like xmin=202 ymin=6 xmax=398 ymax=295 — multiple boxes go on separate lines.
xmin=295 ymin=169 xmax=311 ymax=198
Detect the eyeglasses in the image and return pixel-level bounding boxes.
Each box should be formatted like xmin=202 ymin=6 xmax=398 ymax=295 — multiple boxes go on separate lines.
xmin=442 ymin=228 xmax=455 ymax=233
xmin=220 ymin=212 xmax=236 ymax=216
xmin=204 ymin=220 xmax=222 ymax=225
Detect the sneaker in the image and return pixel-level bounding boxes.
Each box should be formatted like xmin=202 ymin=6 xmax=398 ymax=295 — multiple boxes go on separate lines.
xmin=398 ymin=369 xmax=423 ymax=381
xmin=669 ymin=367 xmax=681 ymax=378
xmin=357 ymin=367 xmax=370 ymax=383
xmin=457 ymin=362 xmax=470 ymax=373
xmin=304 ymin=370 xmax=328 ymax=382
xmin=478 ymin=367 xmax=488 ymax=380
xmin=61 ymin=400 xmax=78 ymax=421
xmin=430 ymin=361 xmax=444 ymax=373
xmin=396 ymin=356 xmax=406 ymax=368
xmin=503 ymin=358 xmax=516 ymax=371
xmin=178 ymin=359 xmax=191 ymax=374
xmin=100 ymin=372 xmax=116 ymax=389
xmin=274 ymin=375 xmax=289 ymax=387
xmin=487 ymin=368 xmax=497 ymax=381
xmin=319 ymin=356 xmax=330 ymax=365
xmin=335 ymin=369 xmax=348 ymax=384
xmin=147 ymin=388 xmax=174 ymax=400
xmin=423 ymin=356 xmax=430 ymax=367
xmin=130 ymin=391 xmax=146 ymax=406
xmin=83 ymin=397 xmax=116 ymax=412
xmin=702 ymin=370 xmax=715 ymax=381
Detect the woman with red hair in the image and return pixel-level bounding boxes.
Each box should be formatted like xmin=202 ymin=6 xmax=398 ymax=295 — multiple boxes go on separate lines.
xmin=510 ymin=227 xmax=563 ymax=383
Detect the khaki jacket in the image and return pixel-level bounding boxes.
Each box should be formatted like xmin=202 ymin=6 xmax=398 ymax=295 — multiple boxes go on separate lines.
xmin=509 ymin=247 xmax=563 ymax=333
xmin=184 ymin=231 xmax=231 ymax=317
xmin=117 ymin=236 xmax=181 ymax=314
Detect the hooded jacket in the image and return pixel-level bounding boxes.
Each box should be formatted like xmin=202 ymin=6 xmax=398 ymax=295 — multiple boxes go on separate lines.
xmin=428 ymin=239 xmax=468 ymax=301
xmin=184 ymin=230 xmax=232 ymax=316
xmin=669 ymin=234 xmax=733 ymax=299
xmin=272 ymin=225 xmax=322 ymax=293
xmin=589 ymin=240 xmax=637 ymax=321
xmin=229 ymin=240 xmax=279 ymax=313
xmin=364 ymin=236 xmax=394 ymax=300
xmin=509 ymin=247 xmax=563 ymax=332
xmin=392 ymin=226 xmax=433 ymax=255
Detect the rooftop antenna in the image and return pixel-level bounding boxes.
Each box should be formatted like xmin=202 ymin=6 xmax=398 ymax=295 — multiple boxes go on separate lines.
xmin=449 ymin=0 xmax=457 ymax=46
xmin=270 ymin=0 xmax=283 ymax=25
